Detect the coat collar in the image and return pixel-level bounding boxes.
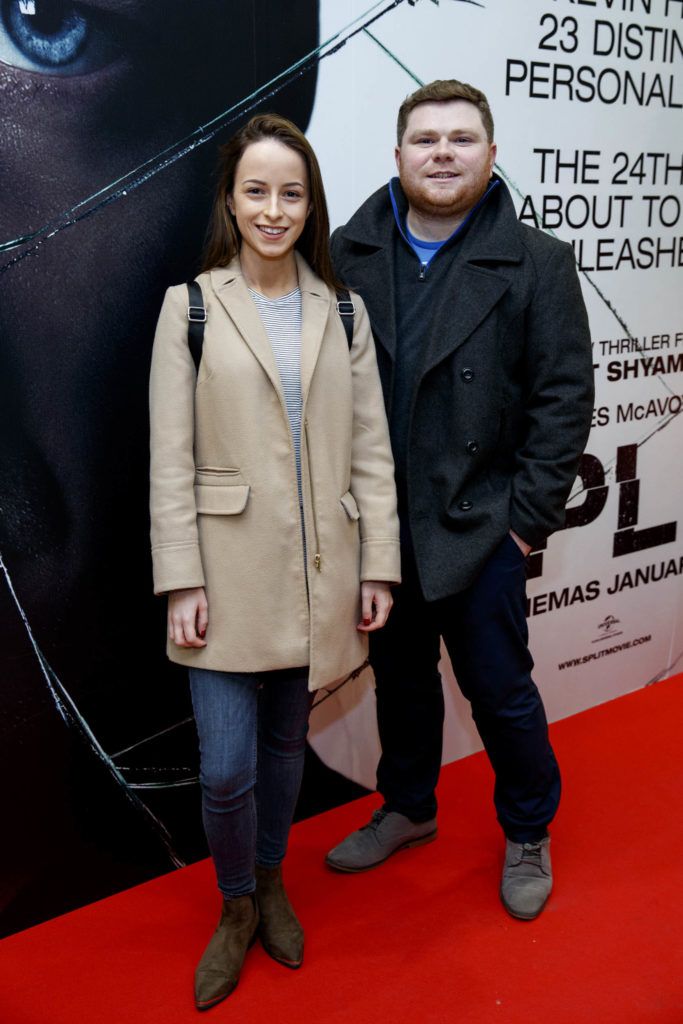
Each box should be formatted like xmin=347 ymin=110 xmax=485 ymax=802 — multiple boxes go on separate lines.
xmin=208 ymin=251 xmax=331 ymax=407
xmin=340 ymin=173 xmax=524 ymax=264
xmin=337 ymin=175 xmax=523 ymax=371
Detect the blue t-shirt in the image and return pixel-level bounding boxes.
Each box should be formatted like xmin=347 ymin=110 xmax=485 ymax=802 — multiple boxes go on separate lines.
xmin=404 ymin=225 xmax=445 ymax=270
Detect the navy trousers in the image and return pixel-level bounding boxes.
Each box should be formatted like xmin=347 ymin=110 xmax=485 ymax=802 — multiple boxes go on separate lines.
xmin=370 ymin=533 xmax=561 ymax=843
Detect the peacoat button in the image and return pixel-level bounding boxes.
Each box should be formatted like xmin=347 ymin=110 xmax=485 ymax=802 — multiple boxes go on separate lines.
xmin=458 ymin=499 xmax=473 ymax=511
xmin=466 ymin=440 xmax=479 ymax=455
xmin=461 ymin=368 xmax=474 ymax=382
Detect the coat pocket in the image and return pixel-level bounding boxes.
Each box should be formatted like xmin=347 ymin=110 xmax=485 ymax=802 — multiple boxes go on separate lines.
xmin=195 ymin=483 xmax=250 ymax=515
xmin=340 ymin=490 xmax=360 ymax=521
xmin=195 ymin=466 xmax=243 ymax=483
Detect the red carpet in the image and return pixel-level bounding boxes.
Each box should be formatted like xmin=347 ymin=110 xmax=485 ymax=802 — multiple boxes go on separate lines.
xmin=2 ymin=675 xmax=682 ymax=1024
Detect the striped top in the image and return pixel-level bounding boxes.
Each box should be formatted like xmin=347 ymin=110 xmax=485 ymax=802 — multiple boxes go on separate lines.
xmin=249 ymin=286 xmax=303 ymax=499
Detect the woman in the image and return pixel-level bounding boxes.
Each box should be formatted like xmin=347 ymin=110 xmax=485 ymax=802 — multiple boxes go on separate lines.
xmin=149 ymin=114 xmax=400 ymax=1010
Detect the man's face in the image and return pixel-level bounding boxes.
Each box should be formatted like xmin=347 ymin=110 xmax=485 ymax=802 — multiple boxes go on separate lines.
xmin=395 ymin=99 xmax=496 ymax=221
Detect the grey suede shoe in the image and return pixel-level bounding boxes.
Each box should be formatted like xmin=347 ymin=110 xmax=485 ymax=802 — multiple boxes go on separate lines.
xmin=325 ymin=808 xmax=437 ymax=872
xmin=500 ymin=837 xmax=553 ymax=920
xmin=194 ymin=894 xmax=259 ymax=1011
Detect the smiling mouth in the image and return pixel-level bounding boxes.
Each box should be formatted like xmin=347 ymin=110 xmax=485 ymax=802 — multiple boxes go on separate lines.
xmin=257 ymin=225 xmax=287 ymax=236
xmin=428 ymin=172 xmax=458 ymax=179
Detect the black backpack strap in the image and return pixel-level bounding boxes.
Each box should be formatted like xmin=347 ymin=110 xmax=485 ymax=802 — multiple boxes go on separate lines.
xmin=186 ymin=281 xmax=350 ymax=363
xmin=335 ymin=288 xmax=355 ymax=350
xmin=186 ymin=280 xmax=207 ymax=372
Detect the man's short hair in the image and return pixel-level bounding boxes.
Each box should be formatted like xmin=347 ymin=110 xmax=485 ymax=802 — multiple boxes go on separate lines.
xmin=396 ymin=79 xmax=495 ymax=145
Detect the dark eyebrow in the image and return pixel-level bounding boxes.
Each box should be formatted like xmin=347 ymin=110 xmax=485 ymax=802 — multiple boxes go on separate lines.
xmin=241 ymin=178 xmax=305 ymax=187
xmin=409 ymin=128 xmax=479 ymax=138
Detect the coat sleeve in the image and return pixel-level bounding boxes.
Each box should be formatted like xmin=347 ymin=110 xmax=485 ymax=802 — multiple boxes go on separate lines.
xmin=509 ymin=241 xmax=595 ymax=549
xmin=348 ymin=293 xmax=401 ymax=584
xmin=148 ymin=284 xmax=205 ymax=595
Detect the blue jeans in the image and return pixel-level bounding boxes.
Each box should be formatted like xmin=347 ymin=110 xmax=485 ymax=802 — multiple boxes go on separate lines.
xmin=189 ymin=666 xmax=312 ymax=898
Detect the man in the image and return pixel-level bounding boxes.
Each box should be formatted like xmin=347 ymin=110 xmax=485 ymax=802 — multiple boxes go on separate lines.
xmin=325 ymin=80 xmax=594 ymax=920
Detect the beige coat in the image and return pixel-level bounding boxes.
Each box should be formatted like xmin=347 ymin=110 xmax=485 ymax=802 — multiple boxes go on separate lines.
xmin=149 ymin=253 xmax=400 ymax=691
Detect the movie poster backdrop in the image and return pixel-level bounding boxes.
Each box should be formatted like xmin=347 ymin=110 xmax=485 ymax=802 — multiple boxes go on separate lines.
xmin=1 ymin=0 xmax=680 ymax=934
xmin=308 ymin=0 xmax=683 ymax=785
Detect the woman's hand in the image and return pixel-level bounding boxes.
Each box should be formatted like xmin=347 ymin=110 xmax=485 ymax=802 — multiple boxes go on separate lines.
xmin=168 ymin=587 xmax=208 ymax=648
xmin=357 ymin=581 xmax=394 ymax=632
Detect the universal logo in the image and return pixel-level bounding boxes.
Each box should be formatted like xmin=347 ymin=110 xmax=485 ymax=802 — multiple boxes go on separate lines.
xmin=592 ymin=614 xmax=623 ymax=644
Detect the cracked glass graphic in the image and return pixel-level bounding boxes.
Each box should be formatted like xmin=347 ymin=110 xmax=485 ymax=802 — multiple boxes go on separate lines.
xmin=1 ymin=0 xmax=680 ymax=936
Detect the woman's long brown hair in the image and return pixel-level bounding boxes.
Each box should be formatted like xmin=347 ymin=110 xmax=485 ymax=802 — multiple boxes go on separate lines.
xmin=201 ymin=113 xmax=342 ymax=291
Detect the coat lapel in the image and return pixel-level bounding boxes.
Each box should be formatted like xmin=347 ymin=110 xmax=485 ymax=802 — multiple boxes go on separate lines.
xmin=340 ymin=247 xmax=397 ymax=362
xmin=296 ymin=253 xmax=331 ymax=405
xmin=335 ymin=182 xmax=398 ymax=362
xmin=337 ymin=175 xmax=526 ymax=375
xmin=209 ymin=255 xmax=333 ymax=410
xmin=209 ymin=261 xmax=283 ymax=399
xmin=420 ymin=263 xmax=512 ymax=377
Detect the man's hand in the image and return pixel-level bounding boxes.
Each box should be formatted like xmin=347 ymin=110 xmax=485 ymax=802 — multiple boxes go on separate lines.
xmin=168 ymin=587 xmax=209 ymax=648
xmin=509 ymin=529 xmax=532 ymax=557
xmin=357 ymin=581 xmax=394 ymax=632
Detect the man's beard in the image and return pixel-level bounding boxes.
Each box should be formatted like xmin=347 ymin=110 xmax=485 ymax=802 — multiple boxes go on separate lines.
xmin=400 ymin=169 xmax=491 ymax=222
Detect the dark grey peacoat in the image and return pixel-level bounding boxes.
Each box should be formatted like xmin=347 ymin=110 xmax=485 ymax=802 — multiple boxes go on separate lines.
xmin=331 ymin=175 xmax=595 ymax=602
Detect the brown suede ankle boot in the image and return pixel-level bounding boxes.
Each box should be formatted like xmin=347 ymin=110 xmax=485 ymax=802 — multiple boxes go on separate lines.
xmin=255 ymin=863 xmax=304 ymax=969
xmin=194 ymin=894 xmax=259 ymax=1011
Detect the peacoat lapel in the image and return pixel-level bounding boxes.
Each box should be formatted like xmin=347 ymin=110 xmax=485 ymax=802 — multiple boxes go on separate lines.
xmin=419 ymin=263 xmax=512 ymax=378
xmin=338 ymin=176 xmax=525 ymax=379
xmin=417 ymin=180 xmax=524 ymax=378
xmin=334 ymin=184 xmax=398 ymax=363
xmin=338 ymin=246 xmax=397 ymax=363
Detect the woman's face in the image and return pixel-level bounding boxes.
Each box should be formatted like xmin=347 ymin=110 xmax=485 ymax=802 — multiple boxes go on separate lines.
xmin=229 ymin=139 xmax=311 ymax=269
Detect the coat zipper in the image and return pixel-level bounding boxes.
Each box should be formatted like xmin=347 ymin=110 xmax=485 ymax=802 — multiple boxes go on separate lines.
xmin=303 ymin=418 xmax=322 ymax=571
